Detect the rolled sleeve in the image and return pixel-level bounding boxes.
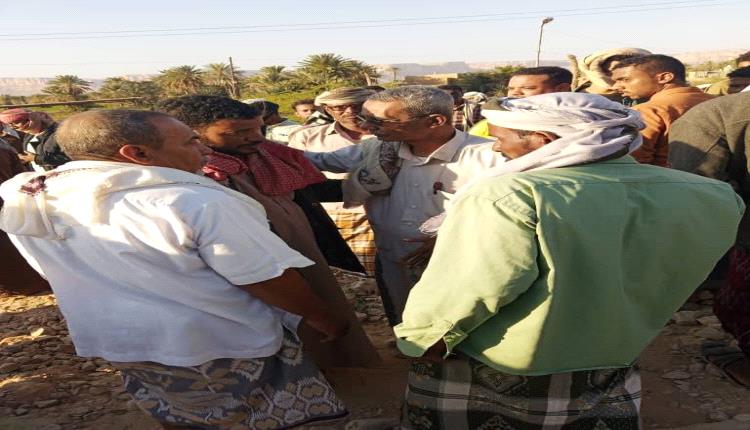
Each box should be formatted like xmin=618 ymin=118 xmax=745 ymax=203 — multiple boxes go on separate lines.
xmin=304 ymin=144 xmax=364 ymax=174
xmin=190 ymin=193 xmax=314 ymax=285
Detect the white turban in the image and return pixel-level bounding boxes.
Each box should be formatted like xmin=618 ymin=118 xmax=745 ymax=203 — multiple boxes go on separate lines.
xmin=420 ymin=93 xmax=645 ymax=234
xmin=314 ymin=87 xmax=377 ymax=106
xmin=481 ymin=93 xmax=644 ymax=174
xmin=577 ymin=47 xmax=652 ymax=94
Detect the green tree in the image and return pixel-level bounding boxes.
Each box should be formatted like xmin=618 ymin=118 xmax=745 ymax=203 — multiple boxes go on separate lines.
xmin=42 ymin=75 xmax=92 ymax=101
xmin=453 ymin=66 xmax=522 ymax=95
xmin=347 ymin=60 xmax=380 ymax=86
xmin=296 ymin=53 xmax=350 ymax=87
xmin=97 ymin=77 xmax=162 ymax=107
xmin=244 ymin=65 xmax=302 ymax=95
xmin=155 ymin=65 xmax=206 ymax=96
xmin=295 ymin=53 xmax=378 ymax=88
xmin=204 ymin=63 xmax=242 ymax=98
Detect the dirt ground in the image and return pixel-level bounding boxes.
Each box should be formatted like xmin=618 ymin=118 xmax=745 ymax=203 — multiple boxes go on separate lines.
xmin=0 ymin=271 xmax=749 ymax=430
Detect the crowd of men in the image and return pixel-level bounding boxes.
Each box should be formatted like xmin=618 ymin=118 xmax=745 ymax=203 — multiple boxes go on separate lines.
xmin=0 ymin=48 xmax=749 ymax=430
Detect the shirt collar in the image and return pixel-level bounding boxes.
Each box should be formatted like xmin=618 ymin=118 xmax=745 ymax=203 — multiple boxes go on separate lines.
xmin=398 ymin=130 xmax=466 ymax=164
xmin=331 ymin=122 xmax=374 ymax=142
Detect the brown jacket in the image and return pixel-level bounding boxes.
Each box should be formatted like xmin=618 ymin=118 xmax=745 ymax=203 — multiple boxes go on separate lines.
xmin=631 ymin=87 xmax=715 ymax=167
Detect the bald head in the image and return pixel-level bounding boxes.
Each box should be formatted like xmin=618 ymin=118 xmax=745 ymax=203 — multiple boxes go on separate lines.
xmin=57 ymin=110 xmax=174 ymax=159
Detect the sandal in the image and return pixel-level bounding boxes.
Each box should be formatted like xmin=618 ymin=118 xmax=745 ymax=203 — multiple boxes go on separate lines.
xmin=701 ymin=341 xmax=750 ymax=388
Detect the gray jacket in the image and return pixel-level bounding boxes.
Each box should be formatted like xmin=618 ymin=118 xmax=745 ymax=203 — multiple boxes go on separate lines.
xmin=668 ymin=92 xmax=750 ymax=246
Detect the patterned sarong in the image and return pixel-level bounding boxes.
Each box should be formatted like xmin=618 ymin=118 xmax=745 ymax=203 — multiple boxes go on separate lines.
xmin=113 ymin=332 xmax=347 ymax=430
xmin=403 ymin=354 xmax=641 ymax=430
xmin=328 ymin=208 xmax=376 ymax=275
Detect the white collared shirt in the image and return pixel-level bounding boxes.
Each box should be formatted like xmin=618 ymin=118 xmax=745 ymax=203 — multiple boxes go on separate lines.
xmin=4 ymin=161 xmax=313 ymax=366
xmin=304 ymin=131 xmax=504 ymax=261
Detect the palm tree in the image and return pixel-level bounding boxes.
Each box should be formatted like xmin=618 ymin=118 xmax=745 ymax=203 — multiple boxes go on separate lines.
xmin=42 ymin=75 xmax=92 ymax=101
xmin=296 ymin=53 xmax=380 ymax=88
xmin=296 ymin=53 xmax=353 ymax=87
xmin=98 ymin=77 xmax=162 ymax=106
xmin=155 ymin=65 xmax=206 ymax=96
xmin=348 ymin=61 xmax=380 ymax=86
xmin=244 ymin=65 xmax=301 ymax=94
xmin=98 ymin=77 xmax=130 ymax=97
xmin=204 ymin=63 xmax=242 ymax=98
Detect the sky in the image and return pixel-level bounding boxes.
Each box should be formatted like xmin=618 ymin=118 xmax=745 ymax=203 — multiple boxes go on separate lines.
xmin=1 ymin=0 xmax=748 ymax=78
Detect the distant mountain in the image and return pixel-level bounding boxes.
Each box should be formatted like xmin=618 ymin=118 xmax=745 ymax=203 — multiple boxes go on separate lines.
xmin=375 ymin=60 xmax=570 ymax=82
xmin=671 ymin=49 xmax=745 ymax=65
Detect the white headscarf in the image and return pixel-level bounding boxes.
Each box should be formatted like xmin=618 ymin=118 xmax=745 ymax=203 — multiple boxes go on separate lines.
xmin=577 ymin=47 xmax=651 ymax=94
xmin=420 ymin=93 xmax=644 ymax=233
xmin=481 ymin=93 xmax=644 ymax=175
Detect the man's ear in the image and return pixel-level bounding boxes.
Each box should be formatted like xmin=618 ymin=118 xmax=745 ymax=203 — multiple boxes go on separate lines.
xmin=555 ymin=83 xmax=572 ymax=92
xmin=655 ymin=71 xmax=676 ymax=85
xmin=118 ymin=144 xmax=152 ymax=165
xmin=531 ymin=131 xmax=559 ymax=144
xmin=429 ymin=114 xmax=450 ymax=128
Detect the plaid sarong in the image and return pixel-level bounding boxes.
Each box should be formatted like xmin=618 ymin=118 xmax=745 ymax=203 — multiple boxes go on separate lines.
xmin=113 ymin=331 xmax=347 ymax=430
xmin=403 ymin=354 xmax=641 ymax=430
xmin=328 ymin=207 xmax=376 ymax=275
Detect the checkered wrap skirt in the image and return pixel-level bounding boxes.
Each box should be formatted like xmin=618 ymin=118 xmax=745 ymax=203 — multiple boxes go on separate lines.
xmin=403 ymin=353 xmax=641 ymax=430
xmin=327 ymin=208 xmax=376 ymax=276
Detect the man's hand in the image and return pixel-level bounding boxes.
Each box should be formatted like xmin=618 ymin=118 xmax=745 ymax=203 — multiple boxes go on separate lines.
xmin=304 ymin=312 xmax=351 ymax=342
xmin=419 ymin=341 xmax=448 ymax=362
xmin=239 ymin=269 xmax=350 ymax=342
xmin=18 ymin=152 xmax=35 ymax=164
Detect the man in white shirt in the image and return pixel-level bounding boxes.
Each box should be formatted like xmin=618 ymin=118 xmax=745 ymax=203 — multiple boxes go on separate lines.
xmin=304 ymin=86 xmax=504 ymax=325
xmin=0 ymin=109 xmax=349 ymax=430
xmin=289 ymin=87 xmax=379 ymax=274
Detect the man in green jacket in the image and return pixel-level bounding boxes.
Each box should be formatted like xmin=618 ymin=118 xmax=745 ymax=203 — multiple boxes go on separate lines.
xmin=395 ymin=93 xmax=744 ymax=430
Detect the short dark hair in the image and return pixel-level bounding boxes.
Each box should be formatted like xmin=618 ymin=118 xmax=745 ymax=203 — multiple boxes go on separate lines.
xmin=155 ymin=95 xmax=263 ymax=129
xmin=291 ymin=99 xmax=315 ymax=110
xmin=600 ymin=54 xmax=644 ymax=74
xmin=511 ymin=67 xmax=573 ymax=86
xmin=728 ymin=66 xmax=750 ymax=78
xmin=736 ymin=51 xmax=750 ymax=64
xmin=261 ymin=101 xmax=280 ymax=117
xmin=612 ymin=54 xmax=686 ymax=82
xmin=437 ymin=84 xmax=464 ymax=93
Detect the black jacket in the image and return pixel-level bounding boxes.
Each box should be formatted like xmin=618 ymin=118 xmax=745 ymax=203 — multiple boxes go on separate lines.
xmin=22 ymin=123 xmax=71 ymax=170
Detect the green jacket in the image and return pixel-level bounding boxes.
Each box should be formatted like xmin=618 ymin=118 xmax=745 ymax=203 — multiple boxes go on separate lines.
xmin=668 ymin=92 xmax=750 ymax=247
xmin=396 ymin=157 xmax=743 ymax=375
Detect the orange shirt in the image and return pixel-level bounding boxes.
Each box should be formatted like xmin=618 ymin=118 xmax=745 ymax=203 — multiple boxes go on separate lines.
xmin=631 ymin=87 xmax=715 ymax=167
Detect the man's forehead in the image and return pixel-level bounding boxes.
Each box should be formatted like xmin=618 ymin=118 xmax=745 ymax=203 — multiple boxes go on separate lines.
xmin=510 ymin=75 xmax=550 ymax=84
xmin=206 ymin=117 xmax=261 ymax=129
xmin=610 ymin=66 xmax=634 ymax=77
xmin=152 ymin=115 xmax=194 ymax=134
xmin=363 ymin=99 xmax=405 ymax=114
